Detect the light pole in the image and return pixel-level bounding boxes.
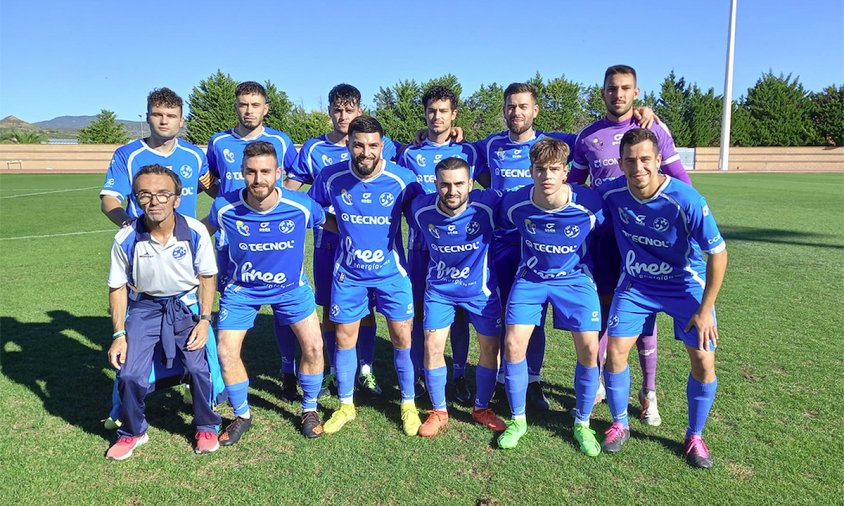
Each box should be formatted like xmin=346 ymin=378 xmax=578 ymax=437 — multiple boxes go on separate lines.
xmin=138 ymin=114 xmax=144 ymax=139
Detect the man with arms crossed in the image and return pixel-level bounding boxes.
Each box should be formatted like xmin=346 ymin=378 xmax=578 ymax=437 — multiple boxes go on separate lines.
xmin=599 ymin=128 xmax=726 ymax=469
xmin=410 ymin=158 xmax=507 ymax=437
xmin=207 ymin=141 xmax=327 ymax=442
xmin=105 ymin=165 xmax=221 ymax=459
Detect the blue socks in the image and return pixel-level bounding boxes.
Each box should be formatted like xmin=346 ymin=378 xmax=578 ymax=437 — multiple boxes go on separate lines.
xmin=394 ymin=347 xmax=416 ymax=402
xmin=335 ymin=347 xmax=357 ymax=403
xmin=526 ymin=326 xmax=546 ymax=381
xmin=357 ymin=324 xmax=376 ymax=368
xmin=423 ymin=365 xmax=448 ymax=411
xmin=450 ymin=320 xmax=470 ymax=378
xmin=323 ymin=330 xmax=337 ymax=371
xmin=686 ymin=374 xmax=718 ymax=437
xmin=274 ymin=323 xmax=298 ymax=375
xmin=573 ymin=362 xmax=600 ymax=424
xmin=410 ymin=319 xmax=425 ymax=376
xmin=225 ymin=379 xmax=250 ymax=417
xmin=605 ymin=366 xmax=631 ymax=426
xmin=504 ymin=358 xmax=528 ymax=417
xmin=298 ymin=372 xmax=322 ymax=412
xmin=474 ymin=365 xmax=498 ymax=409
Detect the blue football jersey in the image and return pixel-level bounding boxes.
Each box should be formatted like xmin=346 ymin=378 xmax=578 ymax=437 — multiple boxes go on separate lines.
xmin=410 ymin=189 xmax=501 ymax=301
xmin=100 ymin=139 xmax=212 ymax=218
xmin=499 ymin=184 xmax=604 ymax=282
xmin=599 ymin=176 xmax=725 ymax=289
xmin=209 ymin=188 xmax=325 ymax=297
xmin=308 ymin=160 xmax=422 ymax=285
xmin=207 ymin=127 xmax=297 ymax=195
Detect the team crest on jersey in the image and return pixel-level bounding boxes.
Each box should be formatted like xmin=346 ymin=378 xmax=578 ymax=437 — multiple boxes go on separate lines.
xmin=180 ymin=165 xmax=192 ymax=178
xmin=466 ymin=220 xmax=480 ymax=236
xmin=564 ymin=225 xmax=580 ymax=238
xmin=236 ymin=220 xmax=250 ymax=237
xmin=544 ymin=222 xmax=556 ymax=233
xmin=415 ymin=154 xmax=427 ymax=167
xmin=428 ymin=224 xmax=440 ymax=239
xmin=524 ymin=218 xmax=537 ymax=235
xmin=591 ymin=137 xmax=604 ymax=150
xmin=496 ymin=148 xmax=506 ymax=160
xmin=618 ymin=208 xmax=630 ymax=225
xmin=259 ymin=222 xmax=271 ymax=233
xmin=321 ymin=154 xmax=333 ymax=166
xmin=361 ymin=192 xmax=372 ymax=204
xmin=652 ymin=217 xmax=670 ymax=232
xmin=341 ymin=189 xmax=353 ymax=206
xmin=279 ymin=220 xmax=295 ymax=234
xmin=224 ymin=149 xmax=236 ymax=164
xmin=379 ymin=192 xmax=394 ymax=207
xmin=172 ymin=246 xmax=187 ymax=259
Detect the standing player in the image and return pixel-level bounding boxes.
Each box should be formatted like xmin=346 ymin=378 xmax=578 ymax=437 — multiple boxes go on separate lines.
xmin=496 ymin=138 xmax=604 ymax=455
xmin=308 ymin=116 xmax=423 ymax=436
xmin=598 ymin=128 xmax=726 ymax=469
xmin=410 ymin=158 xmax=507 ymax=437
xmin=206 ymin=81 xmax=300 ymax=402
xmin=570 ymin=65 xmax=692 ymax=425
xmin=207 ymin=141 xmax=327 ymax=442
xmin=286 ymin=84 xmax=400 ymax=399
xmin=397 ymin=85 xmax=478 ymax=405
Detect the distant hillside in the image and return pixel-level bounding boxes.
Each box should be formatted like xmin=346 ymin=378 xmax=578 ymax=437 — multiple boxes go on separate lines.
xmin=0 ymin=115 xmax=37 ymax=130
xmin=33 ymin=115 xmax=144 ymax=131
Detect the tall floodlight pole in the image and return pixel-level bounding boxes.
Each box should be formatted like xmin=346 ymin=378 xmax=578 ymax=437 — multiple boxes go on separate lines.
xmin=719 ymin=0 xmax=738 ymax=171
xmin=138 ymin=114 xmax=144 ymax=139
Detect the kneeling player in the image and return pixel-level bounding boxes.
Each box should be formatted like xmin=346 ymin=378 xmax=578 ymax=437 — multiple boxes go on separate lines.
xmin=497 ymin=138 xmax=604 ymax=456
xmin=410 ymin=158 xmax=507 ymax=437
xmin=598 ymin=128 xmax=727 ymax=468
xmin=207 ymin=141 xmax=326 ymax=443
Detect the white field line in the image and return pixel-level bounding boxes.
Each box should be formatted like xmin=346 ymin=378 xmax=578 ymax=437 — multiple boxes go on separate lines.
xmin=0 ymin=229 xmax=114 ymax=241
xmin=0 ymin=186 xmax=101 ymax=199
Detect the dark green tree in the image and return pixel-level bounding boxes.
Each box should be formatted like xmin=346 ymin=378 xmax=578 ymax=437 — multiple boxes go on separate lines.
xmin=809 ymin=84 xmax=844 ymax=146
xmin=745 ymin=71 xmax=817 ymax=146
xmin=583 ymin=84 xmax=605 ymax=124
xmin=284 ymin=107 xmax=332 ymax=144
xmin=263 ymin=81 xmax=295 ymax=134
xmin=0 ymin=129 xmax=48 ymax=144
xmin=462 ymin=83 xmax=505 ymax=142
xmin=77 ymin=110 xmax=130 ymax=144
xmin=684 ymin=84 xmax=722 ymax=147
xmin=730 ymin=97 xmax=754 ymax=146
xmin=529 ymin=73 xmax=586 ymax=134
xmin=185 ymin=70 xmax=238 ymax=144
xmin=655 ymin=71 xmax=690 ymax=147
xmin=373 ymin=80 xmax=424 ymax=144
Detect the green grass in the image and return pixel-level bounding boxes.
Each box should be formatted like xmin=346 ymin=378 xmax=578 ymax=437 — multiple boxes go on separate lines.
xmin=1 ymin=173 xmax=842 ymax=504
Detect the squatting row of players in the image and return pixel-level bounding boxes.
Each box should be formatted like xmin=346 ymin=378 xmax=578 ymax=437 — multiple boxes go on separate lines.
xmin=101 ymin=65 xmax=727 ymax=469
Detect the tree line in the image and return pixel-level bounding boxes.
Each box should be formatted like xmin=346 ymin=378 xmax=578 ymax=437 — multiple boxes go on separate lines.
xmin=73 ymin=69 xmax=842 ymax=147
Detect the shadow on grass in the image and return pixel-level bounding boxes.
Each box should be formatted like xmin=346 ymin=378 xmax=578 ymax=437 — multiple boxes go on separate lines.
xmin=721 ymin=225 xmax=844 ymax=250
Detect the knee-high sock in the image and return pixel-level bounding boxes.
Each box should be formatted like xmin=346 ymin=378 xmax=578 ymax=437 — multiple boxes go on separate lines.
xmin=637 ymin=322 xmax=658 ymax=391
xmin=323 ymin=330 xmax=337 ymax=372
xmin=474 ymin=365 xmax=498 ymax=409
xmin=573 ymin=362 xmax=600 ymax=424
xmin=686 ymin=374 xmax=718 ymax=438
xmin=335 ymin=347 xmax=357 ymax=404
xmin=424 ymin=365 xmax=448 ymax=411
xmin=274 ymin=322 xmax=298 ymax=375
xmin=597 ymin=330 xmax=609 ymax=371
xmin=526 ymin=326 xmax=546 ymax=382
xmin=299 ymin=372 xmax=322 ymax=412
xmin=604 ymin=366 xmax=630 ymax=426
xmin=504 ymin=358 xmax=528 ymax=418
xmin=410 ymin=319 xmax=424 ymax=376
xmin=357 ymin=324 xmax=376 ymax=369
xmin=449 ymin=320 xmax=470 ymax=379
xmin=225 ymin=379 xmax=250 ymax=417
xmin=394 ymin=347 xmax=416 ymax=402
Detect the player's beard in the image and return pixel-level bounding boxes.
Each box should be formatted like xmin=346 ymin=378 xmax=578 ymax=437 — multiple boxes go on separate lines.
xmin=353 ymin=157 xmax=379 ymax=177
xmin=440 ymin=192 xmax=468 ymax=211
xmin=507 ymin=116 xmax=533 ymax=136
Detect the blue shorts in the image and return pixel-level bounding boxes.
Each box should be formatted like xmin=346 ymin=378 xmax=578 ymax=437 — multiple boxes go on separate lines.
xmin=408 ymin=248 xmax=429 ymax=303
xmin=607 ymin=276 xmax=716 ymax=350
xmin=424 ymin=291 xmax=502 ymax=337
xmin=313 ymin=245 xmax=336 ymax=307
xmin=506 ymin=276 xmax=601 ymax=332
xmin=491 ymin=238 xmax=520 ymax=301
xmin=217 ymin=283 xmax=316 ymax=330
xmin=330 ymin=275 xmax=414 ymax=323
xmin=590 ymin=233 xmax=622 ymax=297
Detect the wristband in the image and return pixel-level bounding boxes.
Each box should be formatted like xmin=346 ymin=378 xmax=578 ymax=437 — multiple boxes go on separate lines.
xmin=112 ymin=329 xmax=127 ymax=339
xmin=199 ymin=315 xmax=213 ymax=322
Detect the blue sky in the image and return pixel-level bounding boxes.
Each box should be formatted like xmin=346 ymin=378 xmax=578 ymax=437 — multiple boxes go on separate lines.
xmin=1 ymin=0 xmax=841 ymax=123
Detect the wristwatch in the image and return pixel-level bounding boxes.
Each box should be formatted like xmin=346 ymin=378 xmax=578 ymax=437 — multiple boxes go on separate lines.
xmin=199 ymin=315 xmax=213 ymax=322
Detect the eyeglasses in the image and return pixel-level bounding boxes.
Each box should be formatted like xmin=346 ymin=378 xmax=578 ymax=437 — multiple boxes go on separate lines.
xmin=135 ymin=191 xmax=177 ymax=204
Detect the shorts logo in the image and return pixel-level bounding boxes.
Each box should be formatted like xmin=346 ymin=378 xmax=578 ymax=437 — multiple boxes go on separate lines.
xmin=259 ymin=221 xmax=271 ymax=233
xmin=652 ymin=217 xmax=670 ymax=232
xmin=702 ymin=204 xmax=710 ymax=217
xmin=618 ymin=208 xmax=630 ymax=225
xmin=608 ymin=314 xmax=619 ymax=328
xmin=428 ymin=224 xmax=440 ymax=239
xmin=379 ymin=192 xmax=394 ymax=207
xmin=525 ymin=218 xmax=537 ymax=235
xmin=279 ymin=219 xmax=295 ymax=234
xmin=591 ymin=310 xmax=600 ymax=322
xmin=172 ymin=246 xmax=187 ymax=259
xmin=236 ymin=220 xmax=250 ymax=237
xmin=407 ymin=303 xmax=414 ymax=313
xmin=330 ymin=304 xmax=340 ymax=317
xmin=180 ymin=164 xmax=193 ymax=178
xmin=415 ymin=154 xmax=427 ymax=167
xmin=466 ymin=220 xmax=480 ymax=236
xmin=361 ymin=192 xmax=372 ymax=204
xmin=238 ymin=243 xmax=248 ymax=250
xmin=219 ymin=308 xmax=229 ymax=321
xmin=224 ymin=149 xmax=236 ymax=164
xmin=564 ymin=225 xmax=580 ymax=238
xmin=341 ymin=189 xmax=353 ymax=206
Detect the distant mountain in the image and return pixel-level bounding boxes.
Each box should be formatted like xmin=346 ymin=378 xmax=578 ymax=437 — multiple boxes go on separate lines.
xmin=0 ymin=115 xmax=37 ymax=130
xmin=33 ymin=115 xmax=144 ymax=132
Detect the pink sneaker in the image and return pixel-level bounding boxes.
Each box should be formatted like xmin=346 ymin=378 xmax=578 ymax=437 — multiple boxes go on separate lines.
xmin=105 ymin=433 xmax=149 ymax=460
xmin=194 ymin=431 xmax=220 ymax=454
xmin=601 ymin=422 xmax=630 ymax=454
xmin=685 ymin=435 xmax=713 ymax=468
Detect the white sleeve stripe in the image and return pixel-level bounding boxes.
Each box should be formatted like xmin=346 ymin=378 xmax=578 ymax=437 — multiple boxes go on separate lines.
xmin=662 ymin=154 xmax=680 ymax=165
xmin=571 ymin=161 xmax=588 ymax=170
xmin=100 ymin=189 xmax=124 ymax=199
xmin=472 ymin=202 xmax=496 ymax=230
xmin=704 ymin=242 xmax=726 ymax=255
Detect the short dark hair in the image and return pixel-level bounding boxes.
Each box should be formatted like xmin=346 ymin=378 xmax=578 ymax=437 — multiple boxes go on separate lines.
xmin=236 ymin=81 xmax=267 ymax=100
xmin=147 ymin=87 xmax=183 ymax=113
xmin=133 ymin=164 xmax=182 ymax=195
xmin=604 ymin=65 xmax=637 ymax=87
xmin=504 ymin=82 xmax=537 ymax=103
xmin=530 ymin=137 xmax=570 ymax=167
xmin=348 ymin=115 xmax=384 ymax=138
xmin=434 ymin=157 xmax=471 ymax=177
xmin=619 ymin=128 xmax=660 ymax=157
xmin=329 ymin=83 xmax=362 ymax=108
xmin=422 ymin=85 xmax=459 ymax=110
xmin=242 ymin=140 xmax=278 ymax=165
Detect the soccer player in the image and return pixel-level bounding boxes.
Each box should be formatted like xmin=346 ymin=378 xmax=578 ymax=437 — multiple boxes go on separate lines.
xmin=308 ymin=116 xmax=423 ymax=436
xmin=397 ymin=85 xmax=478 ymax=406
xmin=105 ymin=164 xmax=221 ymax=459
xmin=496 ymin=138 xmax=604 ymax=455
xmin=206 ymin=81 xmax=301 ymax=402
xmin=598 ymin=128 xmax=726 ymax=469
xmin=286 ymin=84 xmax=400 ymax=399
xmin=410 ymin=157 xmax=507 ymax=437
xmin=207 ymin=141 xmax=327 ymax=443
xmin=570 ymin=65 xmax=693 ymax=425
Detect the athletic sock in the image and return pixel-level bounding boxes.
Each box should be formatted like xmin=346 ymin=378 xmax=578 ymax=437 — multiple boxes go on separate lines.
xmin=225 ymin=379 xmax=250 ymax=418
xmin=335 ymin=347 xmax=357 ymax=403
xmin=357 ymin=324 xmax=376 ymax=369
xmin=604 ymin=366 xmax=630 ymax=426
xmin=638 ymin=322 xmax=658 ymax=392
xmin=410 ymin=319 xmax=425 ymax=376
xmin=573 ymin=362 xmax=600 ymax=423
xmin=526 ymin=326 xmax=546 ymax=379
xmin=394 ymin=347 xmax=416 ymax=402
xmin=274 ymin=323 xmax=298 ymax=375
xmin=323 ymin=330 xmax=337 ymax=370
xmin=449 ymin=320 xmax=470 ymax=379
xmin=298 ymin=372 xmax=322 ymax=412
xmin=504 ymin=358 xmax=528 ymax=417
xmin=474 ymin=365 xmax=498 ymax=409
xmin=686 ymin=374 xmax=718 ymax=438
xmin=423 ymin=365 xmax=448 ymax=411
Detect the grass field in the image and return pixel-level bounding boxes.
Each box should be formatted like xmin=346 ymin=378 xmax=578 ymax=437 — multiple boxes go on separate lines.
xmin=0 ymin=173 xmax=842 ymax=505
